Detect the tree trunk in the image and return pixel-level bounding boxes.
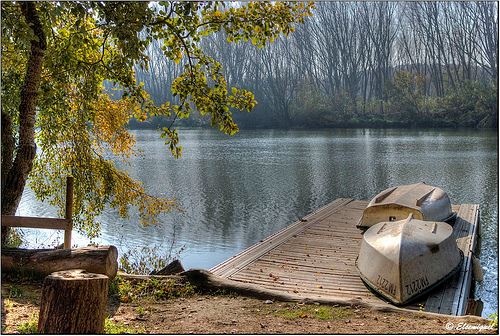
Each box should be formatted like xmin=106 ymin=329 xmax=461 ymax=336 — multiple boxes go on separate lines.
xmin=1 ymin=111 xmax=15 ymax=243
xmin=38 ymin=269 xmax=108 ymax=334
xmin=2 ymin=2 xmax=47 ymax=245
xmin=1 ymin=245 xmax=118 ymax=279
xmin=1 ymin=112 xmax=15 ymax=193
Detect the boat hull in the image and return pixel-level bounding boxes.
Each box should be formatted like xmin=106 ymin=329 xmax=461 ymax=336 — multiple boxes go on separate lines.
xmin=356 ymin=215 xmax=463 ymax=305
xmin=357 ymin=183 xmax=455 ymax=229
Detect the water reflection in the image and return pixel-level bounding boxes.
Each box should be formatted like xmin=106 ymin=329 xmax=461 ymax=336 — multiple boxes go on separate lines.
xmin=17 ymin=128 xmax=497 ymax=316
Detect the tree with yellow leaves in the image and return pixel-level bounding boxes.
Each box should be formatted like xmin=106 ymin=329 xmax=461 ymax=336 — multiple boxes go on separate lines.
xmin=1 ymin=1 xmax=313 ymax=242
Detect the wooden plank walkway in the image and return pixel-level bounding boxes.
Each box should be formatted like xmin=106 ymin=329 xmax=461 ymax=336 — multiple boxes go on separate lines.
xmin=210 ymin=198 xmax=480 ymax=316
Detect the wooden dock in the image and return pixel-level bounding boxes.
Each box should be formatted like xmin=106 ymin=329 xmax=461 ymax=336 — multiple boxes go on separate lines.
xmin=210 ymin=198 xmax=480 ymax=316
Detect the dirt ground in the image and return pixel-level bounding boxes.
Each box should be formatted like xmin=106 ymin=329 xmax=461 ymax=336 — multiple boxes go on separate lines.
xmin=1 ymin=280 xmax=497 ymax=334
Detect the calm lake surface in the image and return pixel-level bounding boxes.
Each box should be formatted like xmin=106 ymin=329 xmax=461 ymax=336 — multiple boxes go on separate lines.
xmin=18 ymin=128 xmax=497 ymax=316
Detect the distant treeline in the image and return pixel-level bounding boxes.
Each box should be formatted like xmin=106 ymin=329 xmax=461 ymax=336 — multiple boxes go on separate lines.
xmin=131 ymin=2 xmax=498 ymax=130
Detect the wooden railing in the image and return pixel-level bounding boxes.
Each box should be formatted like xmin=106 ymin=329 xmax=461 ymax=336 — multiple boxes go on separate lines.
xmin=1 ymin=176 xmax=74 ymax=248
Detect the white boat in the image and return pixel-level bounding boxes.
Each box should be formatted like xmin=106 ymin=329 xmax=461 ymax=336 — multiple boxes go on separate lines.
xmin=356 ymin=214 xmax=463 ymax=305
xmin=357 ymin=182 xmax=455 ymax=229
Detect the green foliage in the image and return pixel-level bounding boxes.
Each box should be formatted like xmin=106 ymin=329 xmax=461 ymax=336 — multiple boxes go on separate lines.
xmin=4 ymin=228 xmax=24 ymax=248
xmin=135 ymin=306 xmax=146 ymax=316
xmin=385 ymin=71 xmax=426 ymax=123
xmin=109 ymin=276 xmax=195 ymax=303
xmin=284 ymin=76 xmax=497 ymax=128
xmin=3 ymin=298 xmax=14 ymax=310
xmin=438 ymin=81 xmax=498 ymax=127
xmin=1 ymin=1 xmax=312 ymax=238
xmin=109 ymin=276 xmax=133 ymax=303
xmin=109 ymin=275 xmax=123 ymax=299
xmin=104 ymin=318 xmax=143 ymax=334
xmin=17 ymin=315 xmax=38 ymax=334
xmin=489 ymin=312 xmax=498 ymax=329
xmin=133 ymin=278 xmax=195 ymax=301
xmin=292 ymin=81 xmax=329 ymax=118
xmin=8 ymin=284 xmax=23 ymax=298
xmin=273 ymin=304 xmax=351 ymax=321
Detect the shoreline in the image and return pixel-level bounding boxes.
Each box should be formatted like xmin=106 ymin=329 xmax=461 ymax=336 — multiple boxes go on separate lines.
xmin=1 ymin=278 xmax=496 ymax=335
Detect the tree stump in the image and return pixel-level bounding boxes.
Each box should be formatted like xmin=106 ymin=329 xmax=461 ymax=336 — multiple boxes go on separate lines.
xmin=38 ymin=269 xmax=109 ymax=334
xmin=151 ymin=259 xmax=185 ymax=275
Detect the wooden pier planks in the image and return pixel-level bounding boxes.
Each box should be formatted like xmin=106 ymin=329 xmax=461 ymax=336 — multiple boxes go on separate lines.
xmin=210 ymin=198 xmax=353 ymax=278
xmin=210 ymin=199 xmax=480 ymax=316
xmin=424 ymin=204 xmax=480 ymax=315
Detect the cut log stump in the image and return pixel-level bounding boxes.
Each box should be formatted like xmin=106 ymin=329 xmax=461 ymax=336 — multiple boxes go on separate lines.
xmin=38 ymin=269 xmax=108 ymax=334
xmin=1 ymin=245 xmax=118 ymax=279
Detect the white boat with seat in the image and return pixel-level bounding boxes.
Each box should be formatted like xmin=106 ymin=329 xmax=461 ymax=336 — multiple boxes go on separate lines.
xmin=356 ymin=214 xmax=463 ymax=305
xmin=357 ymin=182 xmax=455 ymax=230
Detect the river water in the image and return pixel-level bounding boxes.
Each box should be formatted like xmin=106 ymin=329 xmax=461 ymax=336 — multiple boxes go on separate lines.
xmin=17 ymin=128 xmax=497 ymax=316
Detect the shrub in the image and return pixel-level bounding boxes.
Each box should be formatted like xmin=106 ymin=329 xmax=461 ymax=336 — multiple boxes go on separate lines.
xmin=440 ymin=81 xmax=497 ymax=127
xmin=489 ymin=312 xmax=498 ymax=329
xmin=109 ymin=276 xmax=195 ymax=303
xmin=17 ymin=315 xmax=38 ymax=334
xmin=104 ymin=318 xmax=143 ymax=334
xmin=119 ymin=244 xmax=185 ymax=275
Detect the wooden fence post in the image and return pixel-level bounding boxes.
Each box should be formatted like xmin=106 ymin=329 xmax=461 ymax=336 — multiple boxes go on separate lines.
xmin=64 ymin=176 xmax=73 ymax=249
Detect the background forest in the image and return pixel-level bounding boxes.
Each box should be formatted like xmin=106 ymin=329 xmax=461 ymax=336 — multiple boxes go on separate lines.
xmin=129 ymin=2 xmax=498 ymax=129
